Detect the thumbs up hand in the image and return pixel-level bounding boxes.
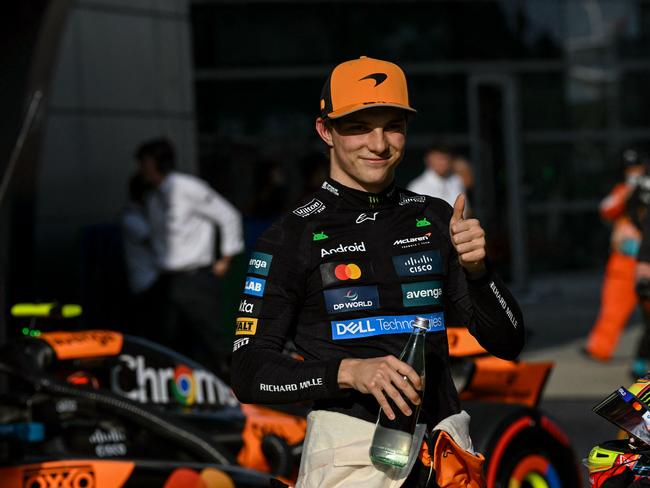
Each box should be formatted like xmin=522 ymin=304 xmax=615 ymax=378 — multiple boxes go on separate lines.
xmin=449 ymin=194 xmax=486 ymax=277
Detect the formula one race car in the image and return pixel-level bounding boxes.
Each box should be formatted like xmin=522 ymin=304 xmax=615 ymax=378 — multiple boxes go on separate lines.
xmin=0 ymin=304 xmax=582 ymax=487
xmin=584 ymin=374 xmax=650 ymax=487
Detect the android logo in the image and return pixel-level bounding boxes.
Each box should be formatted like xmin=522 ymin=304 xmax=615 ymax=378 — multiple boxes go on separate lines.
xmin=313 ymin=231 xmax=329 ymax=241
xmin=416 ymin=218 xmax=431 ymax=228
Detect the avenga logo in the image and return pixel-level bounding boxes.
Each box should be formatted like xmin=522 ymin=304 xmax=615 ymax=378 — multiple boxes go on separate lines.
xmin=321 ymin=241 xmax=366 ymax=258
xmin=111 ymin=354 xmax=238 ymax=407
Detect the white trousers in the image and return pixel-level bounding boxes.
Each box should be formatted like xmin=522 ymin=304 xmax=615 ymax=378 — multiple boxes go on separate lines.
xmin=295 ymin=410 xmax=417 ymax=488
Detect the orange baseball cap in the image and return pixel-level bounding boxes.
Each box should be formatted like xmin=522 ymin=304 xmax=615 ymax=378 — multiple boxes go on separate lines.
xmin=320 ymin=56 xmax=417 ymax=119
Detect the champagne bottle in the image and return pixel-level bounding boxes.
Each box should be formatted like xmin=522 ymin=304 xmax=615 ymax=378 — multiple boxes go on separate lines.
xmin=369 ymin=316 xmax=428 ymax=467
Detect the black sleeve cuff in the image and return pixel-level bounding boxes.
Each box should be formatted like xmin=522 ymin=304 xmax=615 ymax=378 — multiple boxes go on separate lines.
xmin=324 ymin=357 xmax=349 ymax=399
xmin=464 ymin=259 xmax=494 ymax=289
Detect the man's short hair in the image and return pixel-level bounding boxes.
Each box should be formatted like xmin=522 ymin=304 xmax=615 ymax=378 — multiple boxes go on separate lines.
xmin=135 ymin=138 xmax=176 ymax=173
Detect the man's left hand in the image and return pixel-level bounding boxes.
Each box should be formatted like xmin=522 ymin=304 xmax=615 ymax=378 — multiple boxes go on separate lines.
xmin=449 ymin=194 xmax=487 ymax=278
xmin=212 ymin=256 xmax=233 ymax=277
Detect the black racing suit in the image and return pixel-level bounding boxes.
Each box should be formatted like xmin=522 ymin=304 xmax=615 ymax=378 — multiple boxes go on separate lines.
xmin=230 ymin=178 xmax=524 ymax=482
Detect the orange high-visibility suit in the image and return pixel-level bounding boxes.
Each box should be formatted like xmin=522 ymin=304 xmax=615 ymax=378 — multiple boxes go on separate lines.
xmin=586 ymin=183 xmax=641 ymax=361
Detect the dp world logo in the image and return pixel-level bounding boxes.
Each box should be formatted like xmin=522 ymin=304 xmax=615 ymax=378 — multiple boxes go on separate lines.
xmin=323 ymin=286 xmax=379 ymax=314
xmin=344 ymin=290 xmax=358 ymax=301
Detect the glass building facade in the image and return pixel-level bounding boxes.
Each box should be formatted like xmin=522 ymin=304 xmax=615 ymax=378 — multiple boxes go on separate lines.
xmin=191 ymin=0 xmax=650 ymax=287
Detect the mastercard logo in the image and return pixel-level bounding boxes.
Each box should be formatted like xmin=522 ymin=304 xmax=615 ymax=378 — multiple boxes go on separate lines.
xmin=335 ymin=263 xmax=362 ymax=281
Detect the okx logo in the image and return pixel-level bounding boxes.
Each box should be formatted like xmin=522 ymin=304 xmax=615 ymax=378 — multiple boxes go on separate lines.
xmin=402 ymin=280 xmax=443 ymax=307
xmin=247 ymin=252 xmax=272 ymax=276
xmin=244 ymin=276 xmax=266 ymax=297
xmin=323 ymin=285 xmax=379 ymax=314
xmin=23 ymin=465 xmax=95 ymax=488
xmin=320 ymin=261 xmax=372 ymax=287
xmin=392 ymin=250 xmax=442 ymax=277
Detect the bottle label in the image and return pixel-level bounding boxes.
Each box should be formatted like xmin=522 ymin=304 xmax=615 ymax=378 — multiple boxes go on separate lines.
xmin=330 ymin=312 xmax=444 ymax=340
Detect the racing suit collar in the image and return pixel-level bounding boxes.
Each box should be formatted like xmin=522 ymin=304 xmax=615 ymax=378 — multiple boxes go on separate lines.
xmin=320 ymin=178 xmax=398 ymax=210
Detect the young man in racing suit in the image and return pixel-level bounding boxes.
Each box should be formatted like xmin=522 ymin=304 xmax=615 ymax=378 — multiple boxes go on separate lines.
xmin=230 ymin=56 xmax=525 ymax=487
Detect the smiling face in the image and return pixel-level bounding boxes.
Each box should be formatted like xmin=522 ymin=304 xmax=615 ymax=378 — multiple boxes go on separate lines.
xmin=315 ymin=107 xmax=408 ymax=193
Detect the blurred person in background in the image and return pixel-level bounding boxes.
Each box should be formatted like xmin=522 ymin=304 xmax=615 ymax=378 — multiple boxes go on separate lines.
xmin=407 ymin=142 xmax=466 ymax=211
xmin=627 ymin=150 xmax=650 ymax=377
xmin=585 ymin=149 xmax=647 ymax=363
xmin=121 ymin=172 xmax=158 ymax=336
xmin=136 ymin=137 xmax=244 ymax=376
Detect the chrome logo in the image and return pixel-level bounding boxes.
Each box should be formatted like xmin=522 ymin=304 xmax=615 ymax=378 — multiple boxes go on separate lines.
xmin=335 ymin=263 xmax=362 ymax=281
xmin=172 ymin=364 xmax=195 ymax=405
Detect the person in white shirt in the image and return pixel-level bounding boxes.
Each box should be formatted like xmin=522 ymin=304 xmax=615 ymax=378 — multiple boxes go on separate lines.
xmin=135 ymin=138 xmax=244 ymax=375
xmin=407 ymin=143 xmax=466 ymax=207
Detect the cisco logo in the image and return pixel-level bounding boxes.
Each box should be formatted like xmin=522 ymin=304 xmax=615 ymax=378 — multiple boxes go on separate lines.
xmin=392 ymin=250 xmax=442 ymax=277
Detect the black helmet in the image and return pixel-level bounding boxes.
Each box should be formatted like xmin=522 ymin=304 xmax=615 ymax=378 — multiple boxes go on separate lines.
xmin=622 ymin=148 xmax=650 ymax=171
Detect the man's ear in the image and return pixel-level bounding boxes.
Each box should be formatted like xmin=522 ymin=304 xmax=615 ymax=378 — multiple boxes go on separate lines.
xmin=315 ymin=117 xmax=334 ymax=147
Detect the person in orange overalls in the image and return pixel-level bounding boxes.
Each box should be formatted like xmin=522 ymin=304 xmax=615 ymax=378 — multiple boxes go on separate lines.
xmin=585 ymin=150 xmax=647 ymax=361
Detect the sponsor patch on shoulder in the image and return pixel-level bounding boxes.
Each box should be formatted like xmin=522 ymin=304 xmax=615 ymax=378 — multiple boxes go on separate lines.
xmin=293 ymin=198 xmax=326 ymax=218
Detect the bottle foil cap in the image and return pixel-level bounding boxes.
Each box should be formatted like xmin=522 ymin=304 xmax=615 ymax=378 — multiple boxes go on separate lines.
xmin=413 ymin=317 xmax=429 ymax=330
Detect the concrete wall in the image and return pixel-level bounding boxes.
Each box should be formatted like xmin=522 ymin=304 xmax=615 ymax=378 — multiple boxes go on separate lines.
xmin=34 ymin=0 xmax=196 ymax=296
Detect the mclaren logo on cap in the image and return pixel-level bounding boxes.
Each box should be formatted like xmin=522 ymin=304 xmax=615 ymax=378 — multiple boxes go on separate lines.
xmin=359 ymin=73 xmax=388 ymax=87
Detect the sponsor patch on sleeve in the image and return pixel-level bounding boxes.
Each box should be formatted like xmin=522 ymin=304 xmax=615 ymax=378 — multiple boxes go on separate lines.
xmin=247 ymin=252 xmax=273 ymax=276
xmin=244 ymin=276 xmax=266 ymax=297
xmin=238 ymin=297 xmax=262 ymax=316
xmin=233 ymin=337 xmax=250 ymax=351
xmin=235 ymin=317 xmax=258 ymax=335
